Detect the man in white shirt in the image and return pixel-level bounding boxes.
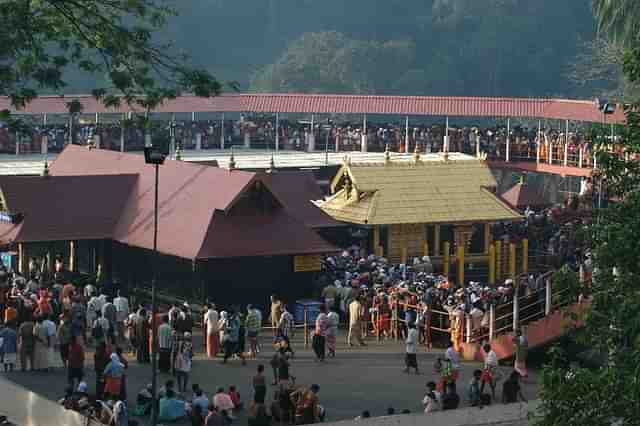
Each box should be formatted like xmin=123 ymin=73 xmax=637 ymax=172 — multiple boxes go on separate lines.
xmin=481 ymin=343 xmax=499 ymax=400
xmin=404 ymin=322 xmax=419 ymax=375
xmin=348 ymin=298 xmax=366 ymax=346
xmin=114 ymin=291 xmax=129 ymax=344
xmin=203 ymin=303 xmax=219 ymax=359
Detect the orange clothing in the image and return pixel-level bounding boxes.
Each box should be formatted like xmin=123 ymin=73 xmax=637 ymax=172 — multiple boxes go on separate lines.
xmin=4 ymin=306 xmax=17 ymax=324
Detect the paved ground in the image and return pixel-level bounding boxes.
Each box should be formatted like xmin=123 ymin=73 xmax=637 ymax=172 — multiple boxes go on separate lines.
xmin=1 ymin=331 xmax=539 ymax=425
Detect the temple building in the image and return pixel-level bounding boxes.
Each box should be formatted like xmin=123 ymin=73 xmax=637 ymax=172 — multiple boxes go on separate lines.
xmin=315 ymin=149 xmax=523 ymax=282
xmin=0 ymin=145 xmax=339 ymax=304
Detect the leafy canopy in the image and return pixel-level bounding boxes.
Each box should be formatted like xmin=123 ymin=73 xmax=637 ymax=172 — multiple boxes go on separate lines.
xmin=0 ymin=0 xmax=222 ymax=113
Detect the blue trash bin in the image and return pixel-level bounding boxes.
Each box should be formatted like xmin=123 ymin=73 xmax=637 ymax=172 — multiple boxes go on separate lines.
xmin=295 ymin=299 xmax=323 ymax=325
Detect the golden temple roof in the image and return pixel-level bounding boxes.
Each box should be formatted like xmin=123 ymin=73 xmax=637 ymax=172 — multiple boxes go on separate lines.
xmin=316 ymin=157 xmax=522 ymax=225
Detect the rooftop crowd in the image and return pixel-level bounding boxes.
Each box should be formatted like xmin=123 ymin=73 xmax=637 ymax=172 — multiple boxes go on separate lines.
xmin=1 ymin=115 xmax=618 ymax=168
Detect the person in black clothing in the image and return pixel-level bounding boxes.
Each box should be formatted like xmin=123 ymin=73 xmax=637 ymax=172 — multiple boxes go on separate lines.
xmin=441 ymin=382 xmax=460 ymax=410
xmin=502 ymin=371 xmax=527 ymax=404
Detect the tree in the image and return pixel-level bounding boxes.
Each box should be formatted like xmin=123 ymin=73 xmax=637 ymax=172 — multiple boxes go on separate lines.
xmin=535 ymin=45 xmax=640 ymax=426
xmin=568 ymin=38 xmax=640 ymax=101
xmin=0 ymin=0 xmax=222 ymax=112
xmin=593 ymin=0 xmax=640 ymax=47
xmin=249 ymin=31 xmax=417 ymax=95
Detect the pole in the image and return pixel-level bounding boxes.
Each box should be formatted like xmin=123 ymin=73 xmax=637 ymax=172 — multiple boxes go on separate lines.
xmin=536 ymin=120 xmax=541 ymax=163
xmin=220 ymin=113 xmax=225 ymax=150
xmin=564 ymin=119 xmax=569 ymax=166
xmin=522 ymin=239 xmax=529 ymax=274
xmin=509 ymin=243 xmax=516 ymax=279
xmin=506 ymin=118 xmax=510 ymax=162
xmin=361 ymin=114 xmax=367 ymax=153
xmin=443 ymin=242 xmax=450 ymax=278
xmin=488 ymin=243 xmax=496 ymax=286
xmin=275 ymin=113 xmax=279 ymax=152
xmin=150 ymin=163 xmax=159 ymax=426
xmin=457 ymin=244 xmax=465 ymax=288
xmin=512 ymin=284 xmax=519 ymax=332
xmin=489 ymin=304 xmax=495 ymax=341
xmin=405 ymin=116 xmax=410 ymax=153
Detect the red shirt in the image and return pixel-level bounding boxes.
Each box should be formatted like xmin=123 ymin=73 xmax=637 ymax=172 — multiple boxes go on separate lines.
xmin=68 ymin=343 xmax=85 ymax=369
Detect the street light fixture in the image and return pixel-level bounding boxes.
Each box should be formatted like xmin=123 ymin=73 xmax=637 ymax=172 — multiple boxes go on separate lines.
xmin=144 ymin=140 xmax=166 ymax=426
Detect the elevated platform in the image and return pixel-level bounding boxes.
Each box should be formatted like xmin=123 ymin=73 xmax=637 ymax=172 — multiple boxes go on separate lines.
xmin=489 ymin=160 xmax=593 ymax=178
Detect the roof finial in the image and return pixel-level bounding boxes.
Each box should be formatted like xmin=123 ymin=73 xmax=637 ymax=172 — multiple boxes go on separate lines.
xmin=413 ymin=143 xmax=421 ymax=164
xmin=41 ymin=160 xmax=49 ymax=178
xmin=175 ymin=146 xmax=182 ymax=161
xmin=384 ymin=144 xmax=391 ymax=165
xmin=519 ymin=174 xmax=525 ymax=185
xmin=228 ymin=147 xmax=236 ymax=171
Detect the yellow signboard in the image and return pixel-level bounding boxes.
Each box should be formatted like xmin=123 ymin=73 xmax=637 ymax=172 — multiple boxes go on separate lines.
xmin=294 ymin=255 xmax=322 ymax=272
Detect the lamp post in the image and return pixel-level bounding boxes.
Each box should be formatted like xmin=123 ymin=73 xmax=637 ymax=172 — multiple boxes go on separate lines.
xmin=144 ymin=141 xmax=167 ymax=426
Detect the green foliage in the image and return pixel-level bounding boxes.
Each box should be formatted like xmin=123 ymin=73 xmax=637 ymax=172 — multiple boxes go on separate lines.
xmin=536 ymin=41 xmax=640 ymax=426
xmin=593 ymin=0 xmax=640 ymax=47
xmin=247 ymin=1 xmax=595 ymax=97
xmin=0 ymin=0 xmax=221 ymax=111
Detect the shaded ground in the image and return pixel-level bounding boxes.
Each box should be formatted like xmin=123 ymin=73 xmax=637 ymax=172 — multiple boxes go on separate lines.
xmin=1 ymin=331 xmax=538 ymax=425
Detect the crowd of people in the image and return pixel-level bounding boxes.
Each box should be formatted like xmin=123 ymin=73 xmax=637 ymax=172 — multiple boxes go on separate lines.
xmin=2 ymin=114 xmax=611 ymax=169
xmin=0 ymin=203 xmax=594 ymax=425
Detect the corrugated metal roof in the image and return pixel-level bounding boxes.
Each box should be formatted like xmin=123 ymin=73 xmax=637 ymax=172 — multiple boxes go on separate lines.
xmin=318 ymin=159 xmax=523 ymax=225
xmin=0 ymin=94 xmax=626 ymax=123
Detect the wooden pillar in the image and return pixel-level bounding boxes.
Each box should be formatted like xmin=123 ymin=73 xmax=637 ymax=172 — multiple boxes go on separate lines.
xmin=488 ymin=243 xmax=496 ymax=285
xmin=373 ymin=226 xmax=380 ymax=253
xmin=423 ymin=241 xmax=429 ymax=257
xmin=483 ymin=223 xmax=492 ymax=254
xmin=509 ymin=242 xmax=516 ymax=279
xmin=521 ymin=239 xmax=529 ymax=274
xmin=434 ymin=225 xmax=440 ymax=257
xmin=69 ymin=241 xmax=76 ymax=272
xmin=442 ymin=241 xmax=450 ymax=277
xmin=17 ymin=243 xmax=25 ymax=274
xmin=495 ymin=240 xmax=502 ymax=283
xmin=457 ymin=244 xmax=465 ymax=287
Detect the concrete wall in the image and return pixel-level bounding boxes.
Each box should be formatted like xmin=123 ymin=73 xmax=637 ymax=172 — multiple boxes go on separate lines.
xmin=325 ymin=400 xmax=539 ymax=426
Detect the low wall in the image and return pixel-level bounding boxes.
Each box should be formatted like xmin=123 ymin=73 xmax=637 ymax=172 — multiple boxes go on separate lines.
xmin=325 ymin=400 xmax=539 ymax=426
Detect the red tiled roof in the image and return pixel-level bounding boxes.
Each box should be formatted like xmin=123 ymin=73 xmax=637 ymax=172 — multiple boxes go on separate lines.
xmin=0 ymin=174 xmax=137 ymax=244
xmin=259 ymin=171 xmax=344 ymax=229
xmin=42 ymin=145 xmax=337 ymax=259
xmin=501 ymin=183 xmax=549 ymax=210
xmin=0 ymin=94 xmax=626 ymax=123
xmin=197 ymin=208 xmax=337 ymax=259
xmin=49 ymin=145 xmax=256 ymax=259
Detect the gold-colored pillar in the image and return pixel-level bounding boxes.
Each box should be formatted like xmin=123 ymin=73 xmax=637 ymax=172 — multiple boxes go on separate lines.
xmin=509 ymin=242 xmax=516 ymax=279
xmin=17 ymin=243 xmax=25 ymax=274
xmin=443 ymin=241 xmax=450 ymax=277
xmin=401 ymin=247 xmax=408 ymax=265
xmin=375 ymin=245 xmax=384 ymax=258
xmin=434 ymin=224 xmax=440 ymax=257
xmin=522 ymin=239 xmax=529 ymax=274
xmin=457 ymin=244 xmax=465 ymax=287
xmin=373 ymin=226 xmax=380 ymax=250
xmin=488 ymin=243 xmax=496 ymax=285
xmin=423 ymin=241 xmax=429 ymax=257
xmin=69 ymin=241 xmax=76 ymax=272
xmin=484 ymin=223 xmax=492 ymax=254
xmin=495 ymin=240 xmax=502 ymax=283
